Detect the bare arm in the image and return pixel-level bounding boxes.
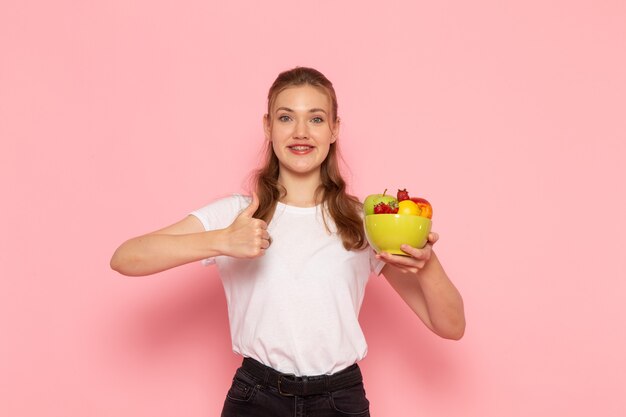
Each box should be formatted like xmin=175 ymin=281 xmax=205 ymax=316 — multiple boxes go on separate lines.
xmin=379 ymin=234 xmax=466 ymax=340
xmin=110 ymin=215 xmax=223 ymax=276
xmin=110 ymin=193 xmax=270 ymax=276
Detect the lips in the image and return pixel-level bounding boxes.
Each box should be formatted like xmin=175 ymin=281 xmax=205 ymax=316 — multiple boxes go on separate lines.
xmin=287 ymin=145 xmax=314 ymax=154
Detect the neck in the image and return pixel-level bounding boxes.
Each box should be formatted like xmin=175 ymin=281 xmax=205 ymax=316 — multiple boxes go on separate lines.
xmin=278 ymin=169 xmax=323 ymax=207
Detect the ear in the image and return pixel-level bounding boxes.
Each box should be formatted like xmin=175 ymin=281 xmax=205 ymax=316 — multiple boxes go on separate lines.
xmin=331 ymin=117 xmax=341 ymax=143
xmin=263 ymin=114 xmax=271 ymax=141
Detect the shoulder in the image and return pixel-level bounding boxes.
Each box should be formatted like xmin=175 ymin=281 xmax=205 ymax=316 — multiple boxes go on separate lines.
xmin=196 ymin=193 xmax=249 ymax=211
xmin=189 ymin=193 xmax=250 ymax=231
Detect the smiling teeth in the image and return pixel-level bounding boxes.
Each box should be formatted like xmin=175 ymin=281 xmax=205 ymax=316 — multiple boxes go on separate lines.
xmin=290 ymin=146 xmax=311 ymax=151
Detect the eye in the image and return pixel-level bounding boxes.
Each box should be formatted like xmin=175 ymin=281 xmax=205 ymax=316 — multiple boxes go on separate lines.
xmin=311 ymin=116 xmax=324 ymax=124
xmin=278 ymin=115 xmax=291 ymax=122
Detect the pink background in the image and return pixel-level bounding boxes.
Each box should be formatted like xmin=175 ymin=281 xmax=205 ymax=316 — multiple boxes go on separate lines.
xmin=2 ymin=0 xmax=625 ymax=416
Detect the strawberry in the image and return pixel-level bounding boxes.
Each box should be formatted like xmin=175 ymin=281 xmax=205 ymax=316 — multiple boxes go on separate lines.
xmin=397 ymin=188 xmax=410 ymax=202
xmin=374 ymin=201 xmax=399 ymax=214
xmin=373 ymin=202 xmax=387 ymax=214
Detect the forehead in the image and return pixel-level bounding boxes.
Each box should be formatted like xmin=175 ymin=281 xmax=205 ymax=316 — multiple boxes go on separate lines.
xmin=272 ymin=85 xmax=331 ymax=112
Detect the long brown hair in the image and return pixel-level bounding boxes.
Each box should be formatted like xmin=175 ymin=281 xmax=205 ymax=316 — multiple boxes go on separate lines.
xmin=252 ymin=67 xmax=366 ymax=251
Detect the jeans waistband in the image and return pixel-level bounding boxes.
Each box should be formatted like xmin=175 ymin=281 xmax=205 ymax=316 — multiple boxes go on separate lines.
xmin=240 ymin=357 xmax=363 ymax=397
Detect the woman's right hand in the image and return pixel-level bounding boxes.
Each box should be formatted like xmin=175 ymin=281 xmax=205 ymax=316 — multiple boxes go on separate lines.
xmin=221 ymin=192 xmax=270 ymax=259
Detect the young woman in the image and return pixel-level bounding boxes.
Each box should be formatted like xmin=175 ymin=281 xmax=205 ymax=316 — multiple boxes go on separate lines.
xmin=110 ymin=67 xmax=465 ymax=416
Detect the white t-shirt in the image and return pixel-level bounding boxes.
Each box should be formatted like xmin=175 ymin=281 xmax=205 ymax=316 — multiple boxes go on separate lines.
xmin=190 ymin=194 xmax=385 ymax=376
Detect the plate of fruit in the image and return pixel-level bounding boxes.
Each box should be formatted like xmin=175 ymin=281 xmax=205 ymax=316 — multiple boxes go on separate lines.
xmin=363 ymin=188 xmax=433 ymax=255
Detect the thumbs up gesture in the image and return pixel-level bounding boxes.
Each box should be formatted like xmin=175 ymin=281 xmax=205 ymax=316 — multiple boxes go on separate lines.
xmin=223 ymin=192 xmax=271 ymax=258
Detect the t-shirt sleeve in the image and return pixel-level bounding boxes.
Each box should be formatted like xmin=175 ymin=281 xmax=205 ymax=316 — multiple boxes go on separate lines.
xmin=189 ymin=194 xmax=250 ymax=265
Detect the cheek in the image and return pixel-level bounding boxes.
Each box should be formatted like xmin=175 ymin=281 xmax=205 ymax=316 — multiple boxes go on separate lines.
xmin=319 ymin=143 xmax=332 ymax=160
xmin=270 ymin=124 xmax=290 ymax=141
xmin=271 ymin=140 xmax=280 ymax=155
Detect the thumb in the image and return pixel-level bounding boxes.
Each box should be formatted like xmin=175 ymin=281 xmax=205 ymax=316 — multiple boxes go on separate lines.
xmin=240 ymin=191 xmax=260 ymax=217
xmin=428 ymin=232 xmax=439 ymax=245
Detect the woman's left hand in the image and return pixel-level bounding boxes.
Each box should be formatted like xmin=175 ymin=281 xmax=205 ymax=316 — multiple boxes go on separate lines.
xmin=376 ymin=232 xmax=439 ymax=275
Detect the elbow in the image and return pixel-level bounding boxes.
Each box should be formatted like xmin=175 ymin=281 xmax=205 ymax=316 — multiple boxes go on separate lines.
xmin=109 ymin=248 xmax=126 ymax=274
xmin=109 ymin=255 xmax=128 ymax=275
xmin=439 ymin=299 xmax=466 ymax=340
xmin=110 ymin=250 xmax=157 ymax=277
xmin=109 ymin=251 xmax=139 ymax=276
xmin=434 ymin=317 xmax=466 ymax=341
xmin=109 ymin=253 xmax=121 ymax=272
xmin=443 ymin=324 xmax=465 ymax=341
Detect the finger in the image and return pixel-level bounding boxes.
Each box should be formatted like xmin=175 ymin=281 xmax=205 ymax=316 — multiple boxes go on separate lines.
xmin=251 ymin=218 xmax=267 ymax=230
xmin=400 ymin=244 xmax=430 ymax=260
xmin=241 ymin=191 xmax=260 ymax=217
xmin=428 ymin=232 xmax=439 ymax=244
xmin=377 ymin=251 xmax=418 ymax=265
xmin=378 ymin=251 xmax=425 ymax=271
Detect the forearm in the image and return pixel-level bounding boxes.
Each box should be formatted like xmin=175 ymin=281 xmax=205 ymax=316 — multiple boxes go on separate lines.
xmin=416 ymin=252 xmax=466 ymax=339
xmin=110 ymin=230 xmax=226 ymax=276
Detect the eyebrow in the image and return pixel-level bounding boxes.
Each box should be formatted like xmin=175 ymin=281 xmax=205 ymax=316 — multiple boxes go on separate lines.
xmin=275 ymin=107 xmax=328 ymax=115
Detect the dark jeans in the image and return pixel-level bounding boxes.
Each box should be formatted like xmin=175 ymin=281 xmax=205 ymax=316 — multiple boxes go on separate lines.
xmin=221 ymin=358 xmax=371 ymax=417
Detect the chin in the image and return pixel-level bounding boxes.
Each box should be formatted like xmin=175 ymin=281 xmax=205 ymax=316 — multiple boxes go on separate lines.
xmin=280 ymin=162 xmax=323 ymax=176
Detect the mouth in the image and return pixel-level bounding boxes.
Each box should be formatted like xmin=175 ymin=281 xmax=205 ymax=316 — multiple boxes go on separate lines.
xmin=287 ymin=145 xmax=314 ymax=154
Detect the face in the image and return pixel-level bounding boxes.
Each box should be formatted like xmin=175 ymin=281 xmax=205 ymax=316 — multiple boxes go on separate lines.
xmin=264 ymin=85 xmax=339 ymax=180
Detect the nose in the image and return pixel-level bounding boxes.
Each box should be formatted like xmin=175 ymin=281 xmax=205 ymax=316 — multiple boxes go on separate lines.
xmin=293 ymin=119 xmax=309 ymax=139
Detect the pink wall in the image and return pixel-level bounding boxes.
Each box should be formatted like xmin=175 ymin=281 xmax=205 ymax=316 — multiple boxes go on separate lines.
xmin=2 ymin=1 xmax=625 ymax=416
